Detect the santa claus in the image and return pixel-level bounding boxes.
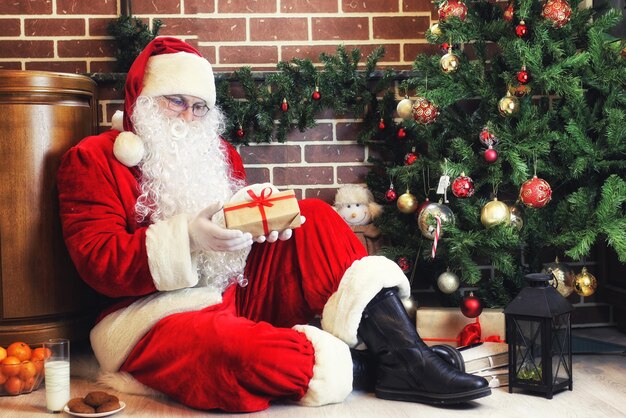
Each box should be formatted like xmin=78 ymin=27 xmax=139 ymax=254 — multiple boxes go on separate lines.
xmin=57 ymin=37 xmax=490 ymax=412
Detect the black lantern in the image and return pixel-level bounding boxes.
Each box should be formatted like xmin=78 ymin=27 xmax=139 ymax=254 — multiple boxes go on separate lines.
xmin=504 ymin=273 xmax=574 ymax=399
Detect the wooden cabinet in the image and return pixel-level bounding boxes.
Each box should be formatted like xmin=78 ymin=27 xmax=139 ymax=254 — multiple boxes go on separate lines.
xmin=0 ymin=70 xmax=99 ymax=346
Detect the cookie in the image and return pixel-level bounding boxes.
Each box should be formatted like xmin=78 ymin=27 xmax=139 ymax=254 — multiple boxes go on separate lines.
xmin=96 ymin=399 xmax=121 ymax=413
xmin=67 ymin=397 xmax=96 ymax=414
xmin=83 ymin=390 xmax=115 ymax=407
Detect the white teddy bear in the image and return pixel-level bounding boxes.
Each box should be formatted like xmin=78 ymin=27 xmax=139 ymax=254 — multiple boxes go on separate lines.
xmin=333 ymin=184 xmax=383 ymax=226
xmin=333 ymin=185 xmax=385 ymax=255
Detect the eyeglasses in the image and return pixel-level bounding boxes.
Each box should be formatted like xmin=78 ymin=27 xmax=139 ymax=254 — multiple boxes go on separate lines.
xmin=161 ymin=95 xmax=210 ymax=117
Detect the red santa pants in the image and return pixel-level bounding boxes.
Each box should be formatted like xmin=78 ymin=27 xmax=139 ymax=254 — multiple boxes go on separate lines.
xmin=120 ymin=199 xmax=368 ymax=412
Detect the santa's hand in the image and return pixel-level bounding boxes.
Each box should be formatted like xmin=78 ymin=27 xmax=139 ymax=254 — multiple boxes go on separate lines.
xmin=189 ymin=202 xmax=253 ymax=252
xmin=253 ymin=215 xmax=306 ymax=243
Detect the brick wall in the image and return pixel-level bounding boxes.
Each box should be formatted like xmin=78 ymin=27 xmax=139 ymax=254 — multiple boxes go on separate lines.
xmin=0 ymin=0 xmax=614 ymax=326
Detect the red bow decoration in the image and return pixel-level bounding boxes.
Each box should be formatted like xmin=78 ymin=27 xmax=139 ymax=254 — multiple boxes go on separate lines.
xmin=423 ymin=316 xmax=505 ymax=346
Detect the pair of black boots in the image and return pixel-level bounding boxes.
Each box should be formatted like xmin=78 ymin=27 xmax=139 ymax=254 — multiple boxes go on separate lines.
xmin=352 ymin=288 xmax=491 ymax=405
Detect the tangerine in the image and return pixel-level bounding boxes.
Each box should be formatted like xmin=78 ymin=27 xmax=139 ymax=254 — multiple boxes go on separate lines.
xmin=4 ymin=376 xmax=23 ymax=395
xmin=18 ymin=360 xmax=37 ymax=380
xmin=31 ymin=347 xmax=51 ymax=361
xmin=0 ymin=346 xmax=6 ymax=362
xmin=0 ymin=356 xmax=22 ymax=377
xmin=22 ymin=376 xmax=36 ymax=392
xmin=7 ymin=342 xmax=31 ymax=362
xmin=0 ymin=369 xmax=6 ymax=385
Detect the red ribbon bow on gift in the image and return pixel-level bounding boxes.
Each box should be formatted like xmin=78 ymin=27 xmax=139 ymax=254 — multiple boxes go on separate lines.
xmin=224 ymin=187 xmax=292 ymax=235
xmin=423 ymin=316 xmax=505 ymax=346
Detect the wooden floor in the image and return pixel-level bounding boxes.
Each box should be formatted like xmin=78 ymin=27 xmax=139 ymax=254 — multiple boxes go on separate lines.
xmin=1 ymin=327 xmax=625 ymax=418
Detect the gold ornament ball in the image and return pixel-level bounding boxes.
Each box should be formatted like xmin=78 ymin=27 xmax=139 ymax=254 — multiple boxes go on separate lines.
xmin=440 ymin=51 xmax=460 ymax=73
xmin=430 ymin=23 xmax=442 ymax=36
xmin=574 ymin=267 xmax=598 ymax=297
xmin=480 ymin=198 xmax=510 ymax=228
xmin=417 ymin=202 xmax=455 ymax=239
xmin=437 ymin=270 xmax=460 ymax=294
xmin=498 ymin=92 xmax=520 ymax=116
xmin=542 ymin=257 xmax=575 ymax=298
xmin=397 ymin=191 xmax=419 ymax=214
xmin=396 ymin=98 xmax=414 ymax=119
xmin=509 ymin=205 xmax=524 ymax=230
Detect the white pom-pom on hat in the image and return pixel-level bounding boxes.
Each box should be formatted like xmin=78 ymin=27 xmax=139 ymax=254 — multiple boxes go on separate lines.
xmin=113 ymin=131 xmax=145 ymax=167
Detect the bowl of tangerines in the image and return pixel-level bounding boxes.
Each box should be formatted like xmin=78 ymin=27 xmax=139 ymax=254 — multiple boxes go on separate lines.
xmin=0 ymin=342 xmax=48 ymax=396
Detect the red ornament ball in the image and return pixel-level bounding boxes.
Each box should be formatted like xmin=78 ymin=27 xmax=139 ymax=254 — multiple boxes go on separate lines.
xmin=312 ymin=90 xmax=321 ymax=101
xmin=451 ymin=173 xmax=475 ymax=198
xmin=397 ymin=257 xmax=411 ymax=273
xmin=503 ymin=2 xmax=515 ymax=22
xmin=517 ymin=68 xmax=530 ymax=84
xmin=404 ymin=152 xmax=419 ymax=166
xmin=412 ymin=97 xmax=439 ymax=124
xmin=438 ymin=0 xmax=468 ymax=21
xmin=378 ymin=119 xmax=386 ymax=130
xmin=397 ymin=128 xmax=407 ymax=139
xmin=416 ymin=197 xmax=431 ymax=215
xmin=281 ymin=98 xmax=289 ymax=112
xmin=515 ymin=21 xmax=528 ymax=38
xmin=484 ymin=146 xmax=498 ymax=163
xmin=542 ymin=0 xmax=572 ymax=28
xmin=236 ymin=128 xmax=245 ymax=138
xmin=461 ymin=292 xmax=483 ymax=318
xmin=519 ymin=175 xmax=552 ymax=208
xmin=385 ymin=186 xmax=398 ymax=202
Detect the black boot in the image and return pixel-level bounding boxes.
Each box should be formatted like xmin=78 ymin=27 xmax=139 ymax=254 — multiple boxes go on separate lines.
xmin=351 ymin=344 xmax=465 ymax=392
xmin=357 ymin=288 xmax=491 ymax=404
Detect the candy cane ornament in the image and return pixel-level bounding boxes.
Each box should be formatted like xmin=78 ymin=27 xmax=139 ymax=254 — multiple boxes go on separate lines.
xmin=431 ymin=215 xmax=441 ymax=258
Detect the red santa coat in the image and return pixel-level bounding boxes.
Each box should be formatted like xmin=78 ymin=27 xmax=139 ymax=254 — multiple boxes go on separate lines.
xmin=57 ymin=129 xmax=411 ymax=412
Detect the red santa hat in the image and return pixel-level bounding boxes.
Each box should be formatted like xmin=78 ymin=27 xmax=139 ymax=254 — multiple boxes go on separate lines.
xmin=114 ymin=37 xmax=216 ymax=167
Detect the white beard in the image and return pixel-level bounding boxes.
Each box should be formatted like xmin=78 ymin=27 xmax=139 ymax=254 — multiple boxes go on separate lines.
xmin=132 ymin=97 xmax=248 ymax=292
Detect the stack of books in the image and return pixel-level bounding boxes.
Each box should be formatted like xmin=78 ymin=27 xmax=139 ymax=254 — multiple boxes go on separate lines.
xmin=459 ymin=342 xmax=509 ymax=388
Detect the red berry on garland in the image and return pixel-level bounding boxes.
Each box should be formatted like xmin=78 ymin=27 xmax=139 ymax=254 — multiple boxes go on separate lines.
xmin=438 ymin=0 xmax=468 ymax=21
xmin=378 ymin=119 xmax=386 ymax=130
xmin=236 ymin=127 xmax=245 ymax=138
xmin=542 ymin=0 xmax=572 ymax=28
xmin=484 ymin=146 xmax=498 ymax=163
xmin=519 ymin=175 xmax=552 ymax=208
xmin=404 ymin=151 xmax=419 ymax=165
xmin=412 ymin=97 xmax=439 ymax=124
xmin=516 ymin=20 xmax=528 ymax=38
xmin=397 ymin=128 xmax=407 ymax=139
xmin=385 ymin=183 xmax=398 ymax=202
xmin=517 ymin=66 xmax=530 ymax=84
xmin=461 ymin=292 xmax=483 ymax=318
xmin=451 ymin=173 xmax=475 ymax=198
xmin=397 ymin=257 xmax=411 ymax=273
xmin=503 ymin=1 xmax=514 ymax=22
xmin=312 ymin=87 xmax=321 ymax=101
xmin=281 ymin=98 xmax=289 ymax=112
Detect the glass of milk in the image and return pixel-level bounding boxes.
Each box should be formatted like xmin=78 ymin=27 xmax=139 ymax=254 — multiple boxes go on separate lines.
xmin=43 ymin=339 xmax=70 ymax=412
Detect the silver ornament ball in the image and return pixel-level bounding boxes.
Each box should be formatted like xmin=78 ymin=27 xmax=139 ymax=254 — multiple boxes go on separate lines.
xmin=437 ymin=270 xmax=460 ymax=294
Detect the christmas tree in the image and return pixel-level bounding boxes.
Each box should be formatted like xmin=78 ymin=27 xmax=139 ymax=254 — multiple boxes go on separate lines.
xmin=364 ymin=0 xmax=626 ymax=307
xmin=213 ymin=0 xmax=625 ymax=309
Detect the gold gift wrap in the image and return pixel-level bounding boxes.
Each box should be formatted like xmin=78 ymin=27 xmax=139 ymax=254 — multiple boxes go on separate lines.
xmin=224 ymin=189 xmax=301 ymax=236
xmin=415 ymin=307 xmax=505 ymax=347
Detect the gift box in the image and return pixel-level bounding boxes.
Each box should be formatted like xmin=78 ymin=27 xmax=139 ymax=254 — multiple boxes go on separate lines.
xmin=224 ymin=188 xmax=301 ymax=236
xmin=415 ymin=307 xmax=505 ymax=347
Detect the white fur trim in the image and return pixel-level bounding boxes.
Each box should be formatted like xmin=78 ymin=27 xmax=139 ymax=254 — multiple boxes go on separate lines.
xmin=97 ymin=371 xmax=165 ymax=397
xmin=141 ymin=51 xmax=216 ymax=108
xmin=146 ymin=213 xmax=198 ymax=291
xmin=111 ymin=110 xmax=124 ymax=131
xmin=321 ymin=256 xmax=410 ymax=347
xmin=90 ymin=287 xmax=222 ymax=373
xmin=113 ymin=131 xmax=145 ymax=167
xmin=293 ymin=325 xmax=352 ymax=407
